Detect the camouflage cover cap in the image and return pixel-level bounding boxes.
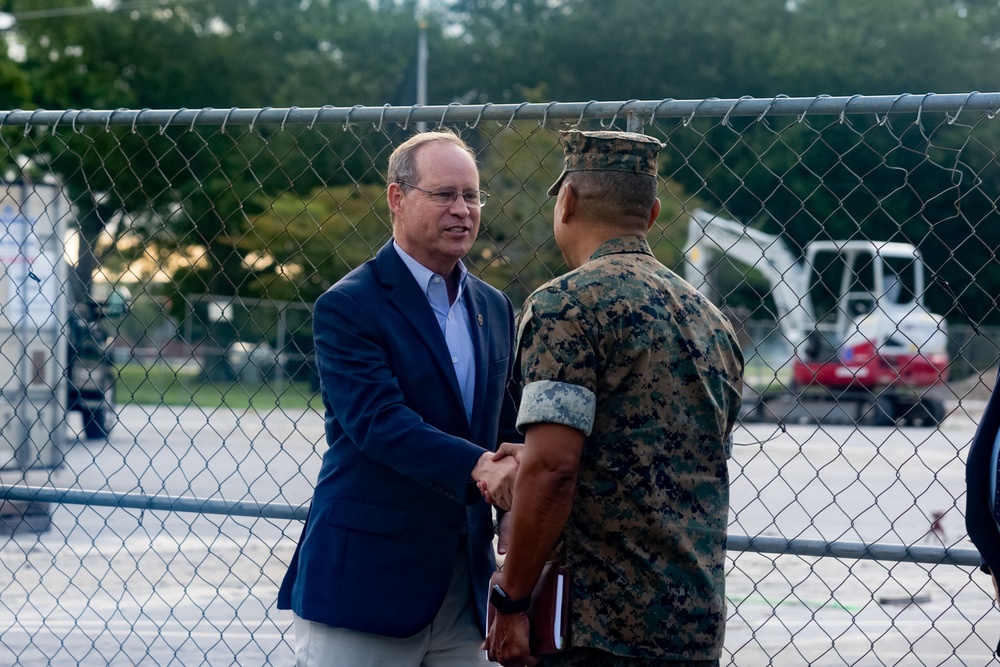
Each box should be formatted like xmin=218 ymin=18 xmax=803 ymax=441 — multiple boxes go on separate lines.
xmin=547 ymin=130 xmax=663 ymax=196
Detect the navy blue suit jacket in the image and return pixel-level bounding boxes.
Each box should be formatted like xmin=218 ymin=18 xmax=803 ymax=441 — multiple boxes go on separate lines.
xmin=967 ymin=372 xmax=1000 ymax=582
xmin=277 ymin=241 xmax=519 ymax=638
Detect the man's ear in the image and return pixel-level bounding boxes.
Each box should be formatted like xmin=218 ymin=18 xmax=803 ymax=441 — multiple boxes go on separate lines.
xmin=646 ymin=198 xmax=661 ymax=231
xmin=559 ymin=183 xmax=577 ymax=222
xmin=387 ymin=181 xmax=404 ymax=215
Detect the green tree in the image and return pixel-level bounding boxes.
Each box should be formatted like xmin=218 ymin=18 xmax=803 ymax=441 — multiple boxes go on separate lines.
xmin=4 ymin=0 xmax=419 ymax=304
xmin=243 ymin=182 xmax=391 ymax=303
xmin=772 ymin=0 xmax=1000 ymax=95
xmin=5 ymin=0 xmax=1000 ymax=326
xmin=436 ymin=0 xmax=796 ymax=103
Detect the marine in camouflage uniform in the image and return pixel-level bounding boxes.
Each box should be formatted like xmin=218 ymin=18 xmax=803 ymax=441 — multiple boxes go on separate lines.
xmin=484 ymin=130 xmax=744 ymax=667
xmin=518 ymin=233 xmax=744 ymax=663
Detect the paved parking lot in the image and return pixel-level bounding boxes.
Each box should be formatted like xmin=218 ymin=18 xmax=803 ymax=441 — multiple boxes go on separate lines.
xmin=0 ymin=401 xmax=993 ymax=665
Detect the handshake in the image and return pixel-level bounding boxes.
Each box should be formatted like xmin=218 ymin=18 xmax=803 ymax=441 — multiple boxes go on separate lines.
xmin=471 ymin=442 xmax=524 ymax=511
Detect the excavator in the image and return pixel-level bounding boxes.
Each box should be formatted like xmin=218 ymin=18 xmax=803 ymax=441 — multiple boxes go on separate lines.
xmin=683 ymin=209 xmax=950 ymax=426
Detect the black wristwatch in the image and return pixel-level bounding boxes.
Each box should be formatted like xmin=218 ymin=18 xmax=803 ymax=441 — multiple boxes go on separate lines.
xmin=489 ymin=584 xmax=531 ymax=614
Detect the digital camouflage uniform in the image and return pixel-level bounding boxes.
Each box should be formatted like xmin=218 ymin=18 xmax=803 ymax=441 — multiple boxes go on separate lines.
xmin=515 ymin=235 xmax=744 ymax=662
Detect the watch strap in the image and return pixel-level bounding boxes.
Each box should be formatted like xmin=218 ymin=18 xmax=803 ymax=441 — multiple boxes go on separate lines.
xmin=490 ymin=583 xmax=531 ymax=614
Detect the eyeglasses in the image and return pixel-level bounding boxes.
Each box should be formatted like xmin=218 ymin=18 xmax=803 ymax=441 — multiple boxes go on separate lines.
xmin=397 ymin=182 xmax=489 ymax=208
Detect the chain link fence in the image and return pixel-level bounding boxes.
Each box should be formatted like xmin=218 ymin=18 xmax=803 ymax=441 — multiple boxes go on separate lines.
xmin=1 ymin=94 xmax=1000 ymax=664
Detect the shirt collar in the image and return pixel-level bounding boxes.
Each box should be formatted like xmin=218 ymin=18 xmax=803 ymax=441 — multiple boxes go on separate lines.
xmin=392 ymin=239 xmax=469 ymax=294
xmin=588 ymin=235 xmax=654 ymax=262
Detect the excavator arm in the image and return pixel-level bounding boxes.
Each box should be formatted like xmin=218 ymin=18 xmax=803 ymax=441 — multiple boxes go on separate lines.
xmin=683 ymin=209 xmax=812 ymax=347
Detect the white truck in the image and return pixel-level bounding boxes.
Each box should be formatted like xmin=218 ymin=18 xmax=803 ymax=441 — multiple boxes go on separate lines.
xmin=684 ymin=209 xmax=949 ymax=426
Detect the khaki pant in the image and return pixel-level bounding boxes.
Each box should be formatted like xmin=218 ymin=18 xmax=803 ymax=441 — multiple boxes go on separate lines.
xmin=292 ymin=554 xmax=488 ymax=667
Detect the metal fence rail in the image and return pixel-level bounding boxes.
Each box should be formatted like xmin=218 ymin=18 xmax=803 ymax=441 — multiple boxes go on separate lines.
xmin=1 ymin=94 xmax=998 ymax=664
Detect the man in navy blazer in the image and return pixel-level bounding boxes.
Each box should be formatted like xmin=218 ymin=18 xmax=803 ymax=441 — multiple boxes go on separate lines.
xmin=967 ymin=372 xmax=1000 ymax=653
xmin=278 ymin=130 xmax=521 ymax=665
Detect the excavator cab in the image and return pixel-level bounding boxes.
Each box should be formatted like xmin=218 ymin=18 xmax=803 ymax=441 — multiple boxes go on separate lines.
xmin=805 ymin=243 xmax=922 ymax=344
xmin=794 ymin=241 xmax=948 ymax=423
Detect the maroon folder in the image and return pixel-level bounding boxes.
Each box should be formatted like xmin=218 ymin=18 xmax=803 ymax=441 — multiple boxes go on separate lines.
xmin=487 ymin=561 xmax=571 ymax=656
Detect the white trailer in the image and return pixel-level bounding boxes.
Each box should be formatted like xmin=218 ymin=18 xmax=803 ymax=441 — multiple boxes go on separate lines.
xmin=0 ymin=180 xmax=71 ymax=531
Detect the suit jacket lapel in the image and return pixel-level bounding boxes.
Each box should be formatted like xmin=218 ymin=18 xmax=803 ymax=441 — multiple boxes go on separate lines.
xmin=464 ymin=279 xmax=490 ymax=440
xmin=375 ymin=243 xmax=466 ymax=416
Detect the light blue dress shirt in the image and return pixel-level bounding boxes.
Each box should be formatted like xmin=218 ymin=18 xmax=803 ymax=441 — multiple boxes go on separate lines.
xmin=393 ymin=241 xmax=476 ymax=423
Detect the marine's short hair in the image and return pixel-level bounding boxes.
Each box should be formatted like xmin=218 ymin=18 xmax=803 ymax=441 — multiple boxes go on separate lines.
xmin=565 ymin=169 xmax=659 ymax=224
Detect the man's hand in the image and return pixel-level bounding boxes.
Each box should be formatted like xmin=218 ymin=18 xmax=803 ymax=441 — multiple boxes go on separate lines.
xmin=471 ymin=449 xmax=519 ymax=511
xmin=484 ymin=608 xmax=537 ymax=666
xmin=492 ymin=442 xmax=525 ymax=464
xmin=495 ymin=511 xmax=512 ymax=555
xmin=477 ymin=442 xmax=525 ymax=507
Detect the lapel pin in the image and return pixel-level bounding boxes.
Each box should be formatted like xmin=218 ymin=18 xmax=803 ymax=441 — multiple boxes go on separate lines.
xmin=478 ymin=314 xmax=484 ymax=326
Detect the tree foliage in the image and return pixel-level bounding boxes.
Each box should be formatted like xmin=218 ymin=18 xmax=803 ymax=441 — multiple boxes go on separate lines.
xmin=2 ymin=0 xmax=1000 ymax=323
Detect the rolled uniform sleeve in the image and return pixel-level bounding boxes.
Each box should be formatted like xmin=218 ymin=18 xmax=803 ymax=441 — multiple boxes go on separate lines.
xmin=518 ymin=380 xmax=596 ymax=436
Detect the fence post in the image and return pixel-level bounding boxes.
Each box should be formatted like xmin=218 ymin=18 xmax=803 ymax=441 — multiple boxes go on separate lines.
xmin=626 ymin=110 xmax=644 ymax=133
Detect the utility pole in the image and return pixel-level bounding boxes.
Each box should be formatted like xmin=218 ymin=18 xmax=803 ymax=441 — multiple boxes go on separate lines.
xmin=417 ymin=20 xmax=428 ymax=132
